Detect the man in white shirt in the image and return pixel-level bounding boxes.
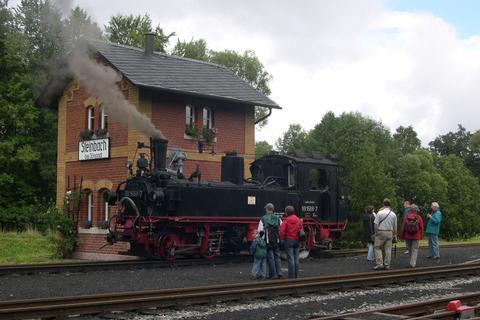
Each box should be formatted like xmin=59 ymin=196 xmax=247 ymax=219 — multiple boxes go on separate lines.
xmin=373 ymin=198 xmax=397 ymax=270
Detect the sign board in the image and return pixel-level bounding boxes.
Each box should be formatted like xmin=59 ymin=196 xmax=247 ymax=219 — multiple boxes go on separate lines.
xmin=79 ymin=138 xmax=110 ymax=161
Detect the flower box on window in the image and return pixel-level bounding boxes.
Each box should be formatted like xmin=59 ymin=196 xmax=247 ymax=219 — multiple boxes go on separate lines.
xmin=202 ymin=127 xmax=218 ymax=144
xmin=80 ymin=129 xmax=94 ymax=140
xmin=83 ymin=220 xmax=92 ymax=229
xmin=185 ymin=122 xmax=200 ymax=138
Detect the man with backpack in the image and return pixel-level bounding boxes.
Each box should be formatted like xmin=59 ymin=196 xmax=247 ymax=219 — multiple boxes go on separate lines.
xmin=258 ymin=203 xmax=283 ymax=279
xmin=400 ymin=204 xmax=424 ymax=268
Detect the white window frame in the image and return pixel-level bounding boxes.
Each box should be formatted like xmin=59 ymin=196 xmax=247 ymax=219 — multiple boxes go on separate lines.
xmin=202 ymin=107 xmax=213 ymax=129
xmin=100 ymin=106 xmax=108 ymax=131
xmin=104 ymin=200 xmax=109 ymax=221
xmin=87 ymin=107 xmax=95 ymax=130
xmin=186 ymin=105 xmax=195 ymax=125
xmin=87 ymin=191 xmax=93 ymax=221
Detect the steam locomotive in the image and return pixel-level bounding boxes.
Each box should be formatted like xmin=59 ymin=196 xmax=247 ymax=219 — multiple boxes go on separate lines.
xmin=105 ymin=138 xmax=348 ymax=260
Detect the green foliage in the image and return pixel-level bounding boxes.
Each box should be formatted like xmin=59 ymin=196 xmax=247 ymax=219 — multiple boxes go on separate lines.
xmin=172 ymin=38 xmax=209 ymax=61
xmin=105 ymin=14 xmax=174 ymax=53
xmin=394 ymin=126 xmax=421 ymax=154
xmin=429 ymin=124 xmax=480 ymax=178
xmin=437 ymin=155 xmax=480 ymax=240
xmin=394 ymin=149 xmax=447 ymax=212
xmin=255 ymin=141 xmax=273 ymax=159
xmin=275 ymin=123 xmax=308 ymax=155
xmin=0 ymin=203 xmax=77 ymax=257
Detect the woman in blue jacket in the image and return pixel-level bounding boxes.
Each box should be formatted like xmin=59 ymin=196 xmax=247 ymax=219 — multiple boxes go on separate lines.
xmin=426 ymin=202 xmax=442 ymax=260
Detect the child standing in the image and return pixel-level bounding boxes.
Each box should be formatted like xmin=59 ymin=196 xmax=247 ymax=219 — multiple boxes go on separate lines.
xmin=251 ymin=230 xmax=267 ymax=279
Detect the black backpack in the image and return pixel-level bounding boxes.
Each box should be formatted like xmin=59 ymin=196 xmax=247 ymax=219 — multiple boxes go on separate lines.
xmin=405 ymin=215 xmax=419 ymax=234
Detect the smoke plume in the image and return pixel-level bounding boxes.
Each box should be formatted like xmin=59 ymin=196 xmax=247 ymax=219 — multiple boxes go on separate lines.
xmin=69 ymin=46 xmax=166 ymax=139
xmin=49 ymin=0 xmax=166 ymax=139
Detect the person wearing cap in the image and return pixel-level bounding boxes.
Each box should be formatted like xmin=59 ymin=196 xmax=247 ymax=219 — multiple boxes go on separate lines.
xmin=258 ymin=203 xmax=283 ymax=279
xmin=373 ymin=198 xmax=397 ymax=270
xmin=426 ymin=202 xmax=442 ymax=260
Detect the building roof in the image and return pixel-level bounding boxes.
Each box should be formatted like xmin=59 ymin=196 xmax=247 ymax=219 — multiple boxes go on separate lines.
xmin=88 ymin=40 xmax=280 ymax=109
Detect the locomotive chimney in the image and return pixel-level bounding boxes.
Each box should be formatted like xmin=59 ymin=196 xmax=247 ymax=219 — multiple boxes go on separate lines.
xmin=145 ymin=32 xmax=155 ymax=56
xmin=150 ymin=137 xmax=168 ymax=170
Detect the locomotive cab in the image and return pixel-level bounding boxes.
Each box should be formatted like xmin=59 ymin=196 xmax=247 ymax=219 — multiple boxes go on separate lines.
xmin=250 ymin=154 xmax=346 ymax=223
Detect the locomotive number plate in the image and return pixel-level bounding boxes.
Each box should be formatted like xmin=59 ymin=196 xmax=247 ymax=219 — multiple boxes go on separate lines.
xmin=247 ymin=196 xmax=256 ymax=205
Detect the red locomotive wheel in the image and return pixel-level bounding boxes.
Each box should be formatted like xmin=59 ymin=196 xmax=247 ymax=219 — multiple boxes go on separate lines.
xmin=160 ymin=234 xmax=180 ymax=261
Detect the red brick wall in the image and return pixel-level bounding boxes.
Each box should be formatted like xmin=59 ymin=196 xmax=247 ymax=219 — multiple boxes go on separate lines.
xmin=76 ymin=233 xmax=129 ymax=254
xmin=66 ymin=86 xmax=128 ymax=153
xmin=151 ymin=94 xmax=246 ymax=154
xmin=66 ymin=157 xmax=127 ymax=225
xmin=183 ymin=160 xmax=223 ymax=182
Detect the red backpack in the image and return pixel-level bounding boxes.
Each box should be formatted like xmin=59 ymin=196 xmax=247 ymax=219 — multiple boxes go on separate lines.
xmin=405 ymin=214 xmax=419 ymax=234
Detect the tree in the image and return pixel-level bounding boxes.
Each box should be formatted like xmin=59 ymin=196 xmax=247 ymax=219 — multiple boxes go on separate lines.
xmin=275 ymin=123 xmax=307 ymax=155
xmin=394 ymin=149 xmax=447 ymax=213
xmin=393 ymin=126 xmax=421 ymax=155
xmin=437 ymin=155 xmax=480 ymax=239
xmin=171 ymin=38 xmax=209 ymax=61
xmin=64 ymin=6 xmax=103 ymax=48
xmin=0 ymin=1 xmax=101 ymax=209
xmin=105 ymin=14 xmax=174 ymax=53
xmin=429 ymin=125 xmax=480 ymax=178
xmin=255 ymin=141 xmax=273 ymax=159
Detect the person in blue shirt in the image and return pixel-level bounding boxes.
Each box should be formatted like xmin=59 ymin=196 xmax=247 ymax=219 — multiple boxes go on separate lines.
xmin=426 ymin=202 xmax=442 ymax=260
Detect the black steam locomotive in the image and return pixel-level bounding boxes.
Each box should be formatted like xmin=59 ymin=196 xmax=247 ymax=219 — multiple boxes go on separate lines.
xmin=106 ymin=138 xmax=348 ymax=260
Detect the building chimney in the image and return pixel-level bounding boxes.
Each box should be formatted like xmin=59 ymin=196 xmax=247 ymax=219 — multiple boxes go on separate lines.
xmin=145 ymin=32 xmax=155 ymax=55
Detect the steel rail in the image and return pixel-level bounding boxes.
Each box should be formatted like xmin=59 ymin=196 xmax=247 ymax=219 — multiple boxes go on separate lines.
xmin=321 ymin=242 xmax=480 ymax=258
xmin=312 ymin=292 xmax=480 ymax=319
xmin=0 ymin=255 xmax=251 ymax=275
xmin=2 ymin=262 xmax=480 ymax=319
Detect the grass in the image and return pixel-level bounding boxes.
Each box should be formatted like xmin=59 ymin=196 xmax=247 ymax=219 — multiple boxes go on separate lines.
xmin=394 ymin=235 xmax=480 ymax=249
xmin=0 ymin=230 xmax=60 ymax=264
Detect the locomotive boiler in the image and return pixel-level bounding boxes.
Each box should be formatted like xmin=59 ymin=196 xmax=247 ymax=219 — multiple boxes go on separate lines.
xmin=105 ymin=138 xmax=348 ymax=260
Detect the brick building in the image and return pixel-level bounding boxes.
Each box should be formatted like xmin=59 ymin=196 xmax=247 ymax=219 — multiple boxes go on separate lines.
xmin=54 ymin=37 xmax=279 ymax=259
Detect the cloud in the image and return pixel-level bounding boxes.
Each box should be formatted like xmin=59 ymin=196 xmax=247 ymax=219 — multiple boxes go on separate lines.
xmin=54 ymin=1 xmax=480 ymax=145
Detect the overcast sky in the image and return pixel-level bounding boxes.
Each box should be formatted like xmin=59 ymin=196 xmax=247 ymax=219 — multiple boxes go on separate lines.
xmin=15 ymin=0 xmax=480 ymax=146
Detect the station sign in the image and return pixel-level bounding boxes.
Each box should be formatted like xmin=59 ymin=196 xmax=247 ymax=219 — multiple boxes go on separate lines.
xmin=78 ymin=138 xmax=110 ymax=161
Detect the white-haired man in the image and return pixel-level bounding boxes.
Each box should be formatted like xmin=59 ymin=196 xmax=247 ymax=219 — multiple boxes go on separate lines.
xmin=426 ymin=202 xmax=442 ymax=260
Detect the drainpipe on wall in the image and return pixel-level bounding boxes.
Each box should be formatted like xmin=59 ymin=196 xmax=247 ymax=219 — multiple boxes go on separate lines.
xmin=254 ymin=107 xmax=272 ymax=125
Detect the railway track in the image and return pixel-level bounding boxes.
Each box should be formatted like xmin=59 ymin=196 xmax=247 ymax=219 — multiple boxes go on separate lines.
xmin=313 ymin=292 xmax=480 ymax=319
xmin=0 ymin=255 xmax=251 ymax=276
xmin=2 ymin=242 xmax=478 ymax=276
xmin=2 ymin=261 xmax=480 ymax=319
xmin=320 ymin=242 xmax=480 ymax=258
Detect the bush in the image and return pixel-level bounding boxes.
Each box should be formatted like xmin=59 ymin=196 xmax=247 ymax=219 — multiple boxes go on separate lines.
xmin=0 ymin=203 xmax=77 ymax=258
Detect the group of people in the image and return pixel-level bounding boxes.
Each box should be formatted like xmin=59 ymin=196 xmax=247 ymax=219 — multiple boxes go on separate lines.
xmin=251 ymin=203 xmax=304 ymax=280
xmin=363 ymin=198 xmax=442 ymax=270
